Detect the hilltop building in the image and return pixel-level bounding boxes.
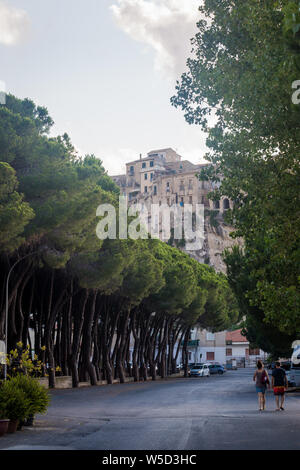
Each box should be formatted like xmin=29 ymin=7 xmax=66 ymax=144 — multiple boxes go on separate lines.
xmin=112 ymin=148 xmax=232 ymax=213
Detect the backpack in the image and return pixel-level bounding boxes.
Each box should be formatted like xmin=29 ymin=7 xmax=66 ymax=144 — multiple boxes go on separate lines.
xmin=261 ymin=369 xmax=269 ymax=386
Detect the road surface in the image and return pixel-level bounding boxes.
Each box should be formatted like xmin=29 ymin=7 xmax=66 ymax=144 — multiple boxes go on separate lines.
xmin=1 ymin=369 xmax=300 ymax=450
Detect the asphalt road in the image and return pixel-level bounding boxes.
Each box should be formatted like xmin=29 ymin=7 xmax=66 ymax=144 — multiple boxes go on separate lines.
xmin=1 ymin=369 xmax=300 ymax=450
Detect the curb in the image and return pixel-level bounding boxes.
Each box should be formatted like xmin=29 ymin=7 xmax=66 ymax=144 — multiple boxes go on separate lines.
xmin=45 ymin=372 xmax=184 ymax=390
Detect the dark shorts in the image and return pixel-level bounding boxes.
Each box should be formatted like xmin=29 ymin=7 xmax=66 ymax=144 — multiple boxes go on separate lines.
xmin=256 ymin=386 xmax=266 ymax=394
xmin=273 ymin=386 xmax=285 ymax=396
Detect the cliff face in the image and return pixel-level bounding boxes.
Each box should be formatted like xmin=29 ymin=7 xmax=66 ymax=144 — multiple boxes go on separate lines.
xmin=183 ymin=211 xmax=242 ymax=274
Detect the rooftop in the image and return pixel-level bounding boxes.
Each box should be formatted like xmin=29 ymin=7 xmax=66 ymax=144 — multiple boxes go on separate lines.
xmin=226 ymin=329 xmax=248 ymax=343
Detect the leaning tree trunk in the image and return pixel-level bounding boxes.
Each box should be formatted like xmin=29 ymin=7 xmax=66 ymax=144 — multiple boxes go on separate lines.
xmin=45 ymin=280 xmax=66 ymax=389
xmin=182 ymin=327 xmax=190 ymax=378
xmin=131 ymin=310 xmax=140 ymax=382
xmin=70 ymin=290 xmax=89 ymax=388
xmin=101 ymin=302 xmax=113 ymax=385
xmin=116 ymin=308 xmax=130 ymax=384
xmin=81 ymin=291 xmax=98 ymax=386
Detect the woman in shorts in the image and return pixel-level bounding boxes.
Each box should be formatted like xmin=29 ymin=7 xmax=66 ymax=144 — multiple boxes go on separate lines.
xmin=253 ymin=360 xmax=270 ymax=411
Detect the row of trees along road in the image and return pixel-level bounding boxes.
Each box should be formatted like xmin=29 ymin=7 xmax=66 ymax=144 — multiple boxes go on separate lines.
xmin=172 ymin=0 xmax=300 ymax=358
xmin=0 ymin=95 xmax=239 ymax=388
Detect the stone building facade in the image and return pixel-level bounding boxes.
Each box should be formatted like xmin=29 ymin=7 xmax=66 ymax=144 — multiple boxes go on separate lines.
xmin=113 ymin=148 xmax=232 ymax=213
xmin=111 ymin=148 xmax=239 ymax=273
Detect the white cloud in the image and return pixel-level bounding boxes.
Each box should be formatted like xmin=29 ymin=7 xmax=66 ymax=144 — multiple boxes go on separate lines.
xmin=104 ymin=147 xmax=141 ymax=175
xmin=0 ymin=1 xmax=30 ymax=46
xmin=110 ymin=0 xmax=202 ymax=80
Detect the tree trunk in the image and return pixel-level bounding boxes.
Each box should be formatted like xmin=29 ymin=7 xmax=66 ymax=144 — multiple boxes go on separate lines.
xmin=82 ymin=291 xmax=98 ymax=385
xmin=70 ymin=290 xmax=89 ymax=388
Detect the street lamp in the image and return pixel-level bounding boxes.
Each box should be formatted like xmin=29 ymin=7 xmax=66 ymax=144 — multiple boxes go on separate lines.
xmin=4 ymin=250 xmax=41 ymax=380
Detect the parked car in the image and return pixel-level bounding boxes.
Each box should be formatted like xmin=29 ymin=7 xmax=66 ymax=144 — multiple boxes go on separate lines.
xmin=208 ymin=364 xmax=226 ymax=375
xmin=286 ymin=370 xmax=293 ymax=387
xmin=189 ymin=364 xmax=210 ymax=377
xmin=187 ymin=362 xmax=203 ymax=374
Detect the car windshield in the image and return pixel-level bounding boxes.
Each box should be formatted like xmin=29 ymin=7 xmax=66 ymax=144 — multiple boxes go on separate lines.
xmin=192 ymin=366 xmax=203 ymax=370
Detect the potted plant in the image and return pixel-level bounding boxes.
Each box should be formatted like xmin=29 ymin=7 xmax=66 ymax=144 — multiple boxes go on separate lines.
xmin=0 ymin=410 xmax=9 ymax=437
xmin=0 ymin=379 xmax=30 ymax=433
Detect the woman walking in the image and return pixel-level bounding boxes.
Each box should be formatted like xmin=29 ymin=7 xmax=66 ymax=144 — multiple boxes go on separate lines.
xmin=253 ymin=360 xmax=270 ymax=411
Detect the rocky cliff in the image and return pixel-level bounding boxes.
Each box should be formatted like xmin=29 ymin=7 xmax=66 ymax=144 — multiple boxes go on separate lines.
xmin=183 ymin=210 xmax=243 ymax=274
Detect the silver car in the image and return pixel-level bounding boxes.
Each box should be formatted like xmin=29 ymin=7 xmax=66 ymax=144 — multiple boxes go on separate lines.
xmin=189 ymin=364 xmax=210 ymax=377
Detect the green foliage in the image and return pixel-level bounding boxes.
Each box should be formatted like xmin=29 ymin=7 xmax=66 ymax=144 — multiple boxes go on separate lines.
xmin=172 ymin=0 xmax=300 ymax=339
xmin=8 ymin=374 xmax=50 ymax=417
xmin=0 ymin=380 xmax=31 ymax=421
xmin=283 ymin=0 xmax=300 ymax=69
xmin=0 ymin=91 xmax=240 ymax=374
xmin=0 ymin=162 xmax=34 ymax=252
xmin=6 ymin=343 xmax=45 ymax=377
xmin=224 ymin=246 xmax=294 ymax=357
xmin=0 ymin=94 xmax=119 ymax=268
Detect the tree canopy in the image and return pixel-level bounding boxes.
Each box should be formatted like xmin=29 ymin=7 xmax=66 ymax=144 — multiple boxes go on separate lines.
xmin=0 ymin=94 xmax=239 ymax=386
xmin=172 ymin=0 xmax=300 ymax=353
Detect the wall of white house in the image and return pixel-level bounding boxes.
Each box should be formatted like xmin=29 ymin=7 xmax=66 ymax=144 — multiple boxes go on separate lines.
xmin=198 ymin=347 xmax=227 ymax=365
xmin=230 ymin=345 xmax=249 ymax=357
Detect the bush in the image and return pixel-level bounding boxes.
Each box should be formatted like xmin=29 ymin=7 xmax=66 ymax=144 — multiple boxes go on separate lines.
xmin=8 ymin=375 xmax=50 ymax=417
xmin=6 ymin=343 xmax=45 ymax=377
xmin=0 ymin=380 xmax=30 ymax=421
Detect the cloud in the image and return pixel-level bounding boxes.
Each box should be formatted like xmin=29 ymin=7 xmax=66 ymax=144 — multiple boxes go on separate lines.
xmin=110 ymin=0 xmax=202 ymax=80
xmin=104 ymin=147 xmax=141 ymax=175
xmin=0 ymin=1 xmax=30 ymax=46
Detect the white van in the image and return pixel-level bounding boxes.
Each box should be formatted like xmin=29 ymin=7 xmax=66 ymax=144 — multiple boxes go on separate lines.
xmin=289 ymin=341 xmax=300 ymax=387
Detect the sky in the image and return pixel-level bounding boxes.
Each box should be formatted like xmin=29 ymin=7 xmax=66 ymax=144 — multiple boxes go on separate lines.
xmin=0 ymin=0 xmax=208 ymax=175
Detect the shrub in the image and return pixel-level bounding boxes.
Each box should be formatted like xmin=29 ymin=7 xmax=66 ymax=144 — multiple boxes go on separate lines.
xmin=8 ymin=375 xmax=50 ymax=417
xmin=0 ymin=380 xmax=30 ymax=421
xmin=6 ymin=343 xmax=45 ymax=377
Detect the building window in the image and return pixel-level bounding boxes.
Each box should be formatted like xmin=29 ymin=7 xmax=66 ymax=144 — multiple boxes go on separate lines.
xmin=150 ymin=161 xmax=154 ymax=167
xmin=142 ymin=162 xmax=146 ymax=169
xmin=150 ymin=173 xmax=153 ymax=181
xmin=166 ymin=182 xmax=170 ymax=192
xmin=206 ymin=352 xmax=215 ymax=361
xmin=189 ymin=196 xmax=192 ymax=204
xmin=153 ymin=185 xmax=157 ymax=195
xmin=223 ymin=198 xmax=230 ymax=210
xmin=206 ymin=332 xmax=215 ymax=341
xmin=144 ymin=186 xmax=147 ymax=193
xmin=144 ymin=173 xmax=148 ymax=180
xmin=226 ymin=348 xmax=232 ymax=356
xmin=129 ymin=166 xmax=134 ymax=175
xmin=214 ymin=200 xmax=220 ymax=210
